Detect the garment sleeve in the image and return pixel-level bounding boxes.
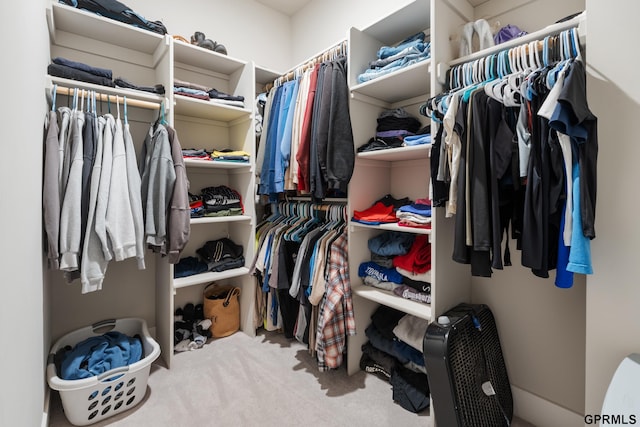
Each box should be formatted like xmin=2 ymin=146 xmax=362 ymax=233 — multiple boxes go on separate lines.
xmin=144 ymin=127 xmax=177 ymax=250
xmin=166 ymin=126 xmax=190 ymax=264
xmin=59 ymin=112 xmax=85 ymax=271
xmin=43 ymin=112 xmax=61 ymax=269
xmin=106 ymin=120 xmax=137 ymax=261
xmin=326 ymin=57 xmax=355 ymax=193
xmin=123 ymin=123 xmax=146 ymax=269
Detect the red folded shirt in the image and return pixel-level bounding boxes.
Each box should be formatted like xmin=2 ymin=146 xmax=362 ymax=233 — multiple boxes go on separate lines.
xmin=352 ymin=202 xmax=398 ymax=223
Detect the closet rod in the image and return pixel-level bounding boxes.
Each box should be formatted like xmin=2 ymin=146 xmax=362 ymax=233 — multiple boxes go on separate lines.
xmin=437 ymin=11 xmax=586 ymax=84
xmin=266 ymin=39 xmax=348 ymax=91
xmin=54 ymin=86 xmax=161 ymax=110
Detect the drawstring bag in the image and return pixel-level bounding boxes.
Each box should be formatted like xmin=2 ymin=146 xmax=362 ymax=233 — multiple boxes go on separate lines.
xmin=203 ymin=283 xmax=241 ymax=338
xmin=493 ymin=24 xmax=528 ymax=45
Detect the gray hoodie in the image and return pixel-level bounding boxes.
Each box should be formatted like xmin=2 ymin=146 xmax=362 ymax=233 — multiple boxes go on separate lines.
xmin=139 ymin=123 xmax=176 ymax=251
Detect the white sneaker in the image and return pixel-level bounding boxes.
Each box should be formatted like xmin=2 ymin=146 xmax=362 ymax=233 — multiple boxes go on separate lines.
xmin=474 ymin=19 xmax=495 ymax=51
xmin=460 ymin=22 xmax=474 ymax=57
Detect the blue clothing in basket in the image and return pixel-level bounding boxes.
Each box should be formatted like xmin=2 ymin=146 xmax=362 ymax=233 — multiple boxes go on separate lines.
xmin=60 ymin=331 xmax=143 ymax=380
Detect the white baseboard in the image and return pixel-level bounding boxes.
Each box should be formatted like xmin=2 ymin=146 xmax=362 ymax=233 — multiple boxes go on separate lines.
xmin=512 ymin=386 xmax=584 ymax=427
xmin=41 ymin=386 xmax=50 ymax=427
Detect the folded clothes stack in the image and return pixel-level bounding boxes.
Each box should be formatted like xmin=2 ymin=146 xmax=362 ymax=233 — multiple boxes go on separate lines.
xmin=351 ymin=194 xmax=410 ymax=225
xmin=174 ymin=78 xmax=245 ymax=107
xmin=359 ymin=305 xmax=431 ymax=413
xmin=182 ymin=148 xmax=210 ymax=160
xmin=174 ymin=237 xmax=245 ymax=278
xmin=114 ymin=77 xmax=165 ymax=94
xmin=211 ymin=149 xmax=250 ymax=163
xmin=48 ymin=57 xmax=165 ymax=95
xmin=189 ymin=185 xmax=244 ymax=218
xmin=357 ymin=31 xmax=431 ymax=84
xmin=48 ymin=56 xmax=115 ymax=87
xmin=397 ymin=198 xmax=431 ymax=229
xmin=196 ymin=237 xmax=245 ymax=272
xmin=358 ymin=228 xmax=432 ymax=304
xmin=182 ymin=148 xmax=250 ymax=163
xmin=358 ymin=108 xmax=430 ymax=153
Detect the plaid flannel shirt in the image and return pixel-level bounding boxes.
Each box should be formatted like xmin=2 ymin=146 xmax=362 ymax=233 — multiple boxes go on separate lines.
xmin=316 ymin=232 xmax=356 ymax=371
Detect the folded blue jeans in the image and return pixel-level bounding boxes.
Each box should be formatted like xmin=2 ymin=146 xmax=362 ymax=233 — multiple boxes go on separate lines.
xmin=377 ymin=33 xmax=426 ymax=59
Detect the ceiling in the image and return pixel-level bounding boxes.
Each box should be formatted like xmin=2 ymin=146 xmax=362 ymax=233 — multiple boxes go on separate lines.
xmin=255 ymin=0 xmax=313 ymax=16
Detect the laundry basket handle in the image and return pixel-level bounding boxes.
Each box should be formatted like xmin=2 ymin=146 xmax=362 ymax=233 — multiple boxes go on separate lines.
xmin=97 ymin=366 xmax=130 ymax=382
xmin=92 ymin=319 xmax=117 ymax=332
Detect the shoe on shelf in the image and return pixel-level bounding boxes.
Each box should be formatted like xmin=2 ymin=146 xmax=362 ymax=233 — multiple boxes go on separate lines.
xmin=474 ymin=19 xmax=495 ymax=51
xmin=459 ymin=21 xmax=474 ymax=57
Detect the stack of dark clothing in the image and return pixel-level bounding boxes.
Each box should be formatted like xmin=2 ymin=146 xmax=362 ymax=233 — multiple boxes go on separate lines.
xmin=189 ymin=185 xmax=244 ymax=218
xmin=358 ymin=230 xmax=432 ymax=304
xmin=360 ymin=305 xmax=430 ymax=413
xmin=357 ymin=108 xmax=423 ymax=153
xmin=48 ymin=57 xmax=115 ymax=88
xmin=48 ymin=57 xmax=165 ymax=94
xmin=174 ymin=237 xmax=245 ymax=278
xmin=196 ymin=237 xmax=245 ymax=272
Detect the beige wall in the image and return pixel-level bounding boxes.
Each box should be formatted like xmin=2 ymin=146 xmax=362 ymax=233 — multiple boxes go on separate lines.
xmin=124 ymin=0 xmax=292 ymax=72
xmin=0 ymin=0 xmax=49 ymax=425
xmin=290 ymin=0 xmax=414 ymax=67
xmin=585 ymin=0 xmax=640 ymax=417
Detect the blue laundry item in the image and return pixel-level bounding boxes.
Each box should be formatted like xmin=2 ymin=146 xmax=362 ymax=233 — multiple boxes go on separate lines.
xmin=368 ymin=231 xmax=415 ymax=256
xmin=397 ymin=203 xmax=432 ymax=217
xmin=351 ymin=218 xmax=383 ymax=225
xmin=60 ymin=331 xmax=143 ymax=380
xmin=358 ymin=261 xmax=404 ymax=284
xmin=555 ymin=203 xmax=574 ymax=288
xmin=174 ymin=86 xmax=209 ymax=97
xmin=174 ymin=256 xmax=208 ymax=278
xmin=358 ymin=50 xmax=430 ymax=84
xmin=566 ymin=162 xmax=593 ymax=274
xmin=377 ymin=35 xmax=426 ymax=59
xmin=403 ymin=134 xmax=432 ymax=146
xmin=365 ymin=324 xmax=424 ymax=367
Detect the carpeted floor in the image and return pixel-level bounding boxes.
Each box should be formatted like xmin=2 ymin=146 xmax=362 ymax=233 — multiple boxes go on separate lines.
xmin=48 ymin=330 xmax=534 ymax=427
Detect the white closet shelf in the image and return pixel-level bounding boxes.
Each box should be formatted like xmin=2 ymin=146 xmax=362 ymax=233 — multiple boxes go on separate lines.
xmin=356 ymin=143 xmax=431 ymax=162
xmin=48 ymin=76 xmax=164 ymax=105
xmin=47 ymin=2 xmax=164 ymax=54
xmin=352 ymin=283 xmax=432 ymax=321
xmin=174 ymin=95 xmax=251 ymax=121
xmin=350 ymin=59 xmax=431 ymax=104
xmin=173 ymin=40 xmax=247 ymax=75
xmin=190 ymin=215 xmax=252 ymax=225
xmin=447 ymin=12 xmax=586 ymax=69
xmin=255 ymin=65 xmax=282 ymax=87
xmin=184 ymin=159 xmax=252 ymax=170
xmin=350 ymin=221 xmax=432 ymax=237
xmin=173 ymin=267 xmax=250 ymax=289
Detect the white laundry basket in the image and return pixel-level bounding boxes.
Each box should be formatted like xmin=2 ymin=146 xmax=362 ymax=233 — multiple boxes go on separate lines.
xmin=46 ymin=318 xmax=161 ymax=426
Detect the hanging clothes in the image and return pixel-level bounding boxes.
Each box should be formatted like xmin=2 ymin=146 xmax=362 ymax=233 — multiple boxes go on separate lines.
xmin=424 ymin=28 xmax=597 ymax=286
xmin=258 ymin=53 xmax=354 ymax=201
xmin=252 ymin=202 xmax=353 ymax=368
xmin=44 ymin=89 xmax=189 ymax=292
xmin=139 ymin=122 xmax=176 ymax=253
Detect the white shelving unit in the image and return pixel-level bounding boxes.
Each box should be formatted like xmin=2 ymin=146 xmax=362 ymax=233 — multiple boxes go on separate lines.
xmin=45 ymin=1 xmax=258 ymax=369
xmin=346 ymin=0 xmax=445 ymax=385
xmin=167 ymin=36 xmax=257 ymax=368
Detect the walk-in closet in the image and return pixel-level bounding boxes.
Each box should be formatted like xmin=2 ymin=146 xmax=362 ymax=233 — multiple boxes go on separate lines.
xmin=2 ymin=0 xmax=639 ymax=426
